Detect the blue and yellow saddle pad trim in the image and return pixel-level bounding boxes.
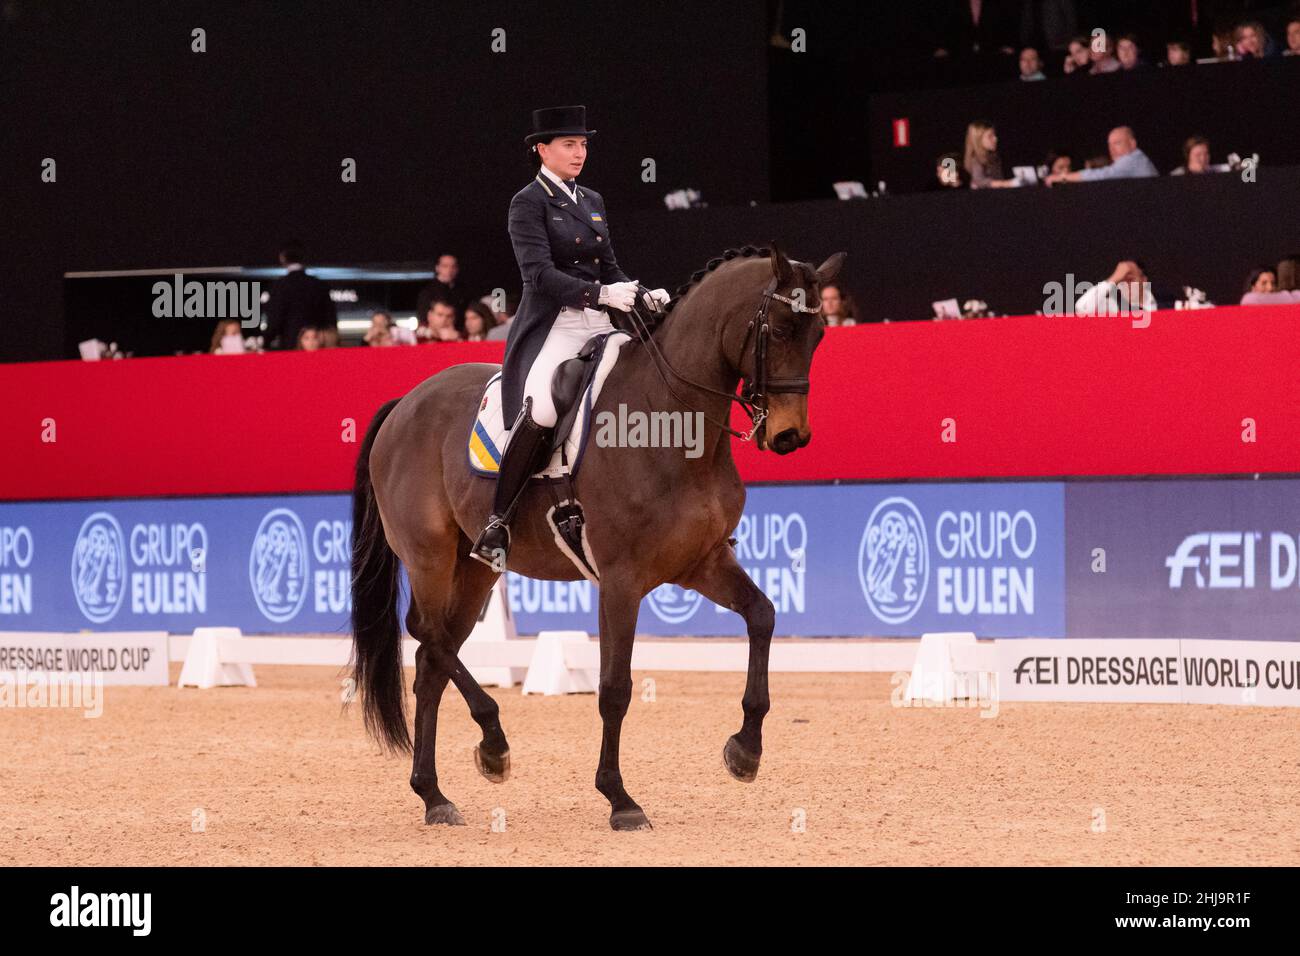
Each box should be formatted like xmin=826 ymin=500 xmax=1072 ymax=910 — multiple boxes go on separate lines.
xmin=468 ymin=372 xmax=506 ymax=474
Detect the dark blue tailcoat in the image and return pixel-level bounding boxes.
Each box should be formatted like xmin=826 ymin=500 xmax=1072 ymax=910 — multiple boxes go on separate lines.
xmin=501 ymin=173 xmax=629 ymax=425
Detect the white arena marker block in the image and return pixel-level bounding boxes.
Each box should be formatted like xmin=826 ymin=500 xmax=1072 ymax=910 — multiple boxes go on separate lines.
xmin=177 ymin=627 xmax=257 ymax=689
xmin=465 ymin=579 xmax=520 ymax=688
xmin=521 ymin=631 xmax=598 ymax=696
xmin=904 ymin=632 xmax=978 ymax=704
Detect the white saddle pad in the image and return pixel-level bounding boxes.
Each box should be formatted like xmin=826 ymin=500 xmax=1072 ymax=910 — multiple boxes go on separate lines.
xmin=468 ymin=331 xmax=632 ymax=479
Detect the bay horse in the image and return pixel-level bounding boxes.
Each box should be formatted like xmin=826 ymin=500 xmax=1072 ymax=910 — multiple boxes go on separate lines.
xmin=351 ymin=243 xmax=845 ymax=830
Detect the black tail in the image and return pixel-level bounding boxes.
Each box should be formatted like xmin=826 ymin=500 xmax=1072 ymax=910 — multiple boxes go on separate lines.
xmin=350 ymin=398 xmax=411 ymax=753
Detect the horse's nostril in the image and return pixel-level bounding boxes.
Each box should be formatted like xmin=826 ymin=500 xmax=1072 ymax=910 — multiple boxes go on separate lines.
xmin=772 ymin=428 xmax=800 ymax=454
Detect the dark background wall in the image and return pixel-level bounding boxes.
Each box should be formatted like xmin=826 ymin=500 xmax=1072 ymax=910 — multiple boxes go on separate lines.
xmin=620 ymin=167 xmax=1300 ymax=322
xmin=0 ymin=0 xmax=770 ymax=362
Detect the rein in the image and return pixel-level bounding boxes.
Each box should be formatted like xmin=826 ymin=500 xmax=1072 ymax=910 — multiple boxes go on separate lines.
xmin=618 ymin=278 xmax=820 ymax=442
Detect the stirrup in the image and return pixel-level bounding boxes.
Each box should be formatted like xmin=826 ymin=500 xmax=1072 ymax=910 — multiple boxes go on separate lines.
xmin=470 ymin=517 xmax=510 ymax=572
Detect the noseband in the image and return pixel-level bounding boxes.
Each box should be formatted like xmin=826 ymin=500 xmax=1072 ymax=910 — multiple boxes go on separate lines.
xmin=618 ymin=277 xmax=820 ymax=442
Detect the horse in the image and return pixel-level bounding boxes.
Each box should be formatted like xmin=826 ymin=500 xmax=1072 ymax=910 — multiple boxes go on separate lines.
xmin=350 ymin=242 xmax=845 ymax=831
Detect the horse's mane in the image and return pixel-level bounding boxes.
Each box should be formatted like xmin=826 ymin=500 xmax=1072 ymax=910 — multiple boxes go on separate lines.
xmin=661 ymin=245 xmax=771 ymax=315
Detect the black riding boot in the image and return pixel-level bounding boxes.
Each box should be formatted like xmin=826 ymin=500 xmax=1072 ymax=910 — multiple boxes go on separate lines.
xmin=470 ymin=400 xmax=555 ymax=570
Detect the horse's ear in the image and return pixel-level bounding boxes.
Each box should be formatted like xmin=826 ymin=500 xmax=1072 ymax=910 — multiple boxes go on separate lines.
xmin=768 ymin=240 xmax=794 ymax=285
xmin=816 ymin=252 xmax=847 ymax=284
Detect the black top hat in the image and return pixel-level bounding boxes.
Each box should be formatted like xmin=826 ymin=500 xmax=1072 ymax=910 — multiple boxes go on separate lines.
xmin=525 ymin=105 xmax=597 ymax=147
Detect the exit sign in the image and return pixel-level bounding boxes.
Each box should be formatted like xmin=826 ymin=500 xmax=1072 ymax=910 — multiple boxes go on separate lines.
xmin=892 ymin=118 xmax=910 ymax=148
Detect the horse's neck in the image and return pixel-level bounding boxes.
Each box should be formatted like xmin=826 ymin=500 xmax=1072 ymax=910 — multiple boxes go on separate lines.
xmin=609 ymin=304 xmax=743 ymax=468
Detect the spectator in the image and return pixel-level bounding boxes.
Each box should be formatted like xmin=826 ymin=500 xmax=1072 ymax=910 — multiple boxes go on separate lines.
xmin=1234 ymin=20 xmax=1275 ymax=59
xmin=462 ymin=301 xmax=495 ymax=341
xmin=1243 ymin=267 xmax=1276 ymax=296
xmin=1074 ymin=260 xmax=1156 ymax=316
xmin=1171 ymin=136 xmax=1211 ymax=175
xmin=364 ymin=310 xmax=394 ymax=347
xmin=930 ymin=151 xmax=970 ymax=189
xmin=1063 ymin=35 xmax=1091 ymax=74
xmin=263 ymin=241 xmax=339 ymax=351
xmin=1116 ymin=34 xmax=1146 ymax=70
xmin=963 ymin=121 xmax=1017 ymax=189
xmin=297 ymin=326 xmax=323 ymax=351
xmin=209 ymin=320 xmax=243 ymax=355
xmin=1242 ymin=255 xmax=1300 ymax=304
xmin=1019 ymin=47 xmax=1046 ymax=80
xmin=486 ymin=292 xmax=516 ymax=341
xmin=1211 ymin=27 xmax=1236 ymax=60
xmin=318 ymin=326 xmax=340 ymax=348
xmin=820 ymin=283 xmax=857 ymax=326
xmin=418 ymin=300 xmax=462 ymax=342
xmin=1044 ymin=149 xmax=1074 ymax=177
xmin=1286 ymin=16 xmax=1300 ymax=56
xmin=1088 ymin=34 xmax=1121 ymax=73
xmin=1045 ymin=126 xmax=1158 ymax=183
xmin=1165 ymin=38 xmax=1192 ymax=65
xmin=414 ymin=254 xmax=470 ymax=324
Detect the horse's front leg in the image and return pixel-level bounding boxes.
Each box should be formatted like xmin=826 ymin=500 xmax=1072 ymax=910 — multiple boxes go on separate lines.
xmin=594 ymin=577 xmax=651 ymax=831
xmin=682 ymin=540 xmax=775 ymax=782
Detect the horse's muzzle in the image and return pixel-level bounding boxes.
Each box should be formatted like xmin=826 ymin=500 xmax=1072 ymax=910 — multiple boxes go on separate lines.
xmin=769 ymin=427 xmax=810 ymax=455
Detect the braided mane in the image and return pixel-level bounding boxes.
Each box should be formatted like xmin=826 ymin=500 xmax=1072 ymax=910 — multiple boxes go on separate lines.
xmin=661 ymin=245 xmax=771 ymax=315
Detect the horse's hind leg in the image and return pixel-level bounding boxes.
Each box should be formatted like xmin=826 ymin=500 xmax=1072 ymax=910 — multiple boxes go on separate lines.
xmin=409 ymin=640 xmax=464 ymax=826
xmin=407 ymin=550 xmax=510 ymax=825
xmin=437 ymin=550 xmax=511 ymax=783
xmin=682 ymin=542 xmax=775 ymax=782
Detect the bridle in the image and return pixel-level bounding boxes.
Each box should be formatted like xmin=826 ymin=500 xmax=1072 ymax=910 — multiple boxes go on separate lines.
xmin=618 ymin=276 xmax=820 ymax=443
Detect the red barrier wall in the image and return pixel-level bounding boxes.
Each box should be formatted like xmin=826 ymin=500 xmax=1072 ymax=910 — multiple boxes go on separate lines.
xmin=2 ymin=305 xmax=1297 ymax=501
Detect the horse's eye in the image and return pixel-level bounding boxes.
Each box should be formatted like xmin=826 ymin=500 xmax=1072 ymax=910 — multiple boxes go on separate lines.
xmin=771 ymin=325 xmax=791 ymax=341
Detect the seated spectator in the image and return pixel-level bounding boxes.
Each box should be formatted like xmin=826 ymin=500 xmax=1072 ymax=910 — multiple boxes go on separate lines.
xmin=1286 ymin=17 xmax=1300 ymax=56
xmin=1116 ymin=35 xmax=1147 ymax=70
xmin=297 ymin=326 xmax=322 ymax=351
xmin=364 ymin=310 xmax=394 ymax=347
xmin=963 ymin=121 xmax=1016 ymax=189
xmin=1234 ymin=20 xmax=1276 ymax=59
xmin=1212 ymin=26 xmax=1238 ymax=60
xmin=820 ymin=283 xmax=857 ymax=326
xmin=1170 ymin=136 xmax=1212 ymax=175
xmin=318 ymin=326 xmax=340 ymax=349
xmin=1019 ymin=47 xmax=1046 ymax=81
xmin=1089 ymin=34 xmax=1121 ymax=73
xmin=209 ymin=320 xmax=244 ymax=355
xmin=1243 ymin=267 xmax=1276 ymax=297
xmin=418 ymin=300 xmax=462 ymax=342
xmin=930 ymin=151 xmax=969 ymax=189
xmin=462 ymin=301 xmax=495 ymax=341
xmin=1241 ymin=255 xmax=1300 ymax=304
xmin=1165 ymin=39 xmax=1192 ymax=65
xmin=1044 ymin=149 xmax=1074 ymax=177
xmin=1046 ymin=126 xmax=1158 ymax=184
xmin=1063 ymin=35 xmax=1091 ymax=74
xmin=1074 ymin=260 xmax=1156 ymax=316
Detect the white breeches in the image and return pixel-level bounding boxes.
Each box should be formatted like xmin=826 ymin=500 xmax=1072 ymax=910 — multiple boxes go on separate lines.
xmin=522 ymin=305 xmax=614 ymax=427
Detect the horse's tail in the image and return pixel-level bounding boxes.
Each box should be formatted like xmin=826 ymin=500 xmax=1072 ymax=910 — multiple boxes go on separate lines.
xmin=350 ymin=397 xmax=411 ymax=754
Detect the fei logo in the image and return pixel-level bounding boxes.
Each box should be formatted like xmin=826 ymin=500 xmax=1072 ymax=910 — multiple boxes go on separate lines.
xmin=858 ymin=496 xmax=929 ymax=624
xmin=249 ymin=508 xmax=309 ymax=622
xmin=646 ymin=583 xmax=704 ymax=624
xmin=72 ymin=512 xmax=128 ymax=623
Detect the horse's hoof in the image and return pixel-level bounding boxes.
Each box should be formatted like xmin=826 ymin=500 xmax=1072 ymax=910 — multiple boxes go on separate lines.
xmin=723 ymin=736 xmax=760 ymax=783
xmin=609 ymin=808 xmax=653 ymax=832
xmin=424 ymin=803 xmax=466 ymax=826
xmin=474 ymin=745 xmax=511 ymax=783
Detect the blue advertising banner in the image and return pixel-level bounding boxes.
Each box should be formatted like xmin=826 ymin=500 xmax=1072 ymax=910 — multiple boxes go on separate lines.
xmin=0 ymin=483 xmax=1066 ymax=638
xmin=1065 ymin=479 xmax=1300 ymax=641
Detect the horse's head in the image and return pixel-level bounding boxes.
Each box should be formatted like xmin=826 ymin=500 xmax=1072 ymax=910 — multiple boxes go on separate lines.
xmin=745 ymin=243 xmax=846 ymax=454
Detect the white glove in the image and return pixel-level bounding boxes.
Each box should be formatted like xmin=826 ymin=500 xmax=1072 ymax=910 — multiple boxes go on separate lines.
xmin=643 ymin=287 xmax=671 ymax=310
xmin=599 ymin=280 xmax=639 ymax=311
